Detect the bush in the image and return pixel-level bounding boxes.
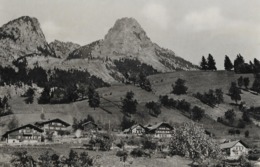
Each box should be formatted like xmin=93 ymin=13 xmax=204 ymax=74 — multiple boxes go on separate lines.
xmin=191 ymin=106 xmax=205 ymax=121
xmin=237 ymin=120 xmax=246 ymax=129
xmin=193 ymin=89 xmax=223 ymax=107
xmin=142 ymin=137 xmax=157 ymax=150
xmin=130 ymin=148 xmax=146 ymax=157
xmin=245 ymin=130 xmax=249 ymax=138
xmin=248 ymin=154 xmax=259 ymax=161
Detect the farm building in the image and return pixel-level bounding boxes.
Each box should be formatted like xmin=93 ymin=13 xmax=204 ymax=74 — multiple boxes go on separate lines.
xmin=81 ymin=121 xmax=99 ymax=137
xmin=220 ymin=140 xmax=249 ymax=159
xmin=2 ymin=124 xmax=43 ymax=144
xmin=145 ymin=122 xmax=173 ymax=138
xmin=34 ymin=118 xmax=70 ymax=135
xmin=123 ymin=124 xmax=146 ymax=135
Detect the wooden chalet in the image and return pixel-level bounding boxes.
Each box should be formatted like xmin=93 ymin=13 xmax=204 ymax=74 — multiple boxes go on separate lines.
xmin=220 ymin=140 xmax=249 ymax=159
xmin=3 ymin=124 xmax=43 ymax=144
xmin=123 ymin=124 xmax=146 ymax=135
xmin=34 ymin=118 xmax=70 ymax=135
xmin=81 ymin=121 xmax=99 ymax=136
xmin=145 ymin=122 xmax=173 ymax=138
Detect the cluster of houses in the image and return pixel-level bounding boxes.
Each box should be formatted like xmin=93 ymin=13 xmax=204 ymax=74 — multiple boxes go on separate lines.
xmin=123 ymin=122 xmax=173 ymax=138
xmin=2 ymin=118 xmax=71 ymax=144
xmin=2 ymin=119 xmax=174 ymax=144
xmin=1 ymin=118 xmax=250 ymax=159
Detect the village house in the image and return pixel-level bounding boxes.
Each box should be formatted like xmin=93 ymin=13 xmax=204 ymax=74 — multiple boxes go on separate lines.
xmin=34 ymin=118 xmax=70 ymax=136
xmin=145 ymin=122 xmax=173 ymax=138
xmin=2 ymin=124 xmax=43 ymax=144
xmin=220 ymin=140 xmax=249 ymax=159
xmin=123 ymin=124 xmax=146 ymax=136
xmin=81 ymin=121 xmax=99 ymax=137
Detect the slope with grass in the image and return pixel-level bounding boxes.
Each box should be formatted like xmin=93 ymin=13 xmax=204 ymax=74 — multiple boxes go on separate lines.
xmin=1 ymin=71 xmax=260 ymax=142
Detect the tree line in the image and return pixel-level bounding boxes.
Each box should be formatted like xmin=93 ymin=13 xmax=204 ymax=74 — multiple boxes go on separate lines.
xmin=200 ymin=53 xmax=260 ymax=74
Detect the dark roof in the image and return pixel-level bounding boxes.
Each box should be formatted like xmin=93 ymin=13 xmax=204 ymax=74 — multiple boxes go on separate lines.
xmin=146 ymin=122 xmax=173 ymax=132
xmin=220 ymin=140 xmax=249 ymax=149
xmin=3 ymin=124 xmax=44 ymax=137
xmin=81 ymin=121 xmax=98 ymax=127
xmin=35 ymin=118 xmax=70 ymax=127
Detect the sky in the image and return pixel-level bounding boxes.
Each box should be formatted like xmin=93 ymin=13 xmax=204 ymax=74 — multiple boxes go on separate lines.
xmin=0 ymin=0 xmax=259 ymax=69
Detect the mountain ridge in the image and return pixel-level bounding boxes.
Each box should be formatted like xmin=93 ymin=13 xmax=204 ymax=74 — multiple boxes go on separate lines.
xmin=0 ymin=16 xmax=198 ymax=83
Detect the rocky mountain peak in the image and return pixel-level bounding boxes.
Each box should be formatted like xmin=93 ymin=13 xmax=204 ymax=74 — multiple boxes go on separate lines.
xmin=99 ymin=17 xmax=152 ymax=57
xmin=0 ymin=16 xmax=55 ymax=64
xmin=49 ymin=40 xmax=80 ymax=59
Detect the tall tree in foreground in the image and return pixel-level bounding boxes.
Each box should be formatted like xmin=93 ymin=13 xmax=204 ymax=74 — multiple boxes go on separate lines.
xmin=170 ymin=122 xmax=222 ymax=165
xmin=121 ymin=91 xmax=138 ymax=115
xmin=224 ymin=55 xmax=233 ymax=71
xmin=207 ymin=54 xmax=217 ymax=70
xmin=172 ymin=78 xmax=188 ymax=95
xmin=229 ymin=82 xmax=241 ymax=104
xmin=200 ymin=56 xmax=208 ymax=71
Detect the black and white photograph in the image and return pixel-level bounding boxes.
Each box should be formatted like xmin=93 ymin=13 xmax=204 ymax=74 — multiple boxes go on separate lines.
xmin=0 ymin=0 xmax=259 ymax=166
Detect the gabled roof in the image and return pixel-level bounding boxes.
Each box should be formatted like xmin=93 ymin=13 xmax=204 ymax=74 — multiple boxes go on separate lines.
xmin=220 ymin=140 xmax=249 ymax=149
xmin=35 ymin=118 xmax=70 ymax=127
xmin=81 ymin=121 xmax=98 ymax=127
xmin=146 ymin=122 xmax=173 ymax=131
xmin=3 ymin=124 xmax=44 ymax=137
xmin=123 ymin=124 xmax=145 ymax=133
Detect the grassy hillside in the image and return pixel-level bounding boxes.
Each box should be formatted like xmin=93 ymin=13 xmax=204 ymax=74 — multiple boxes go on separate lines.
xmin=1 ymin=71 xmax=260 ymax=143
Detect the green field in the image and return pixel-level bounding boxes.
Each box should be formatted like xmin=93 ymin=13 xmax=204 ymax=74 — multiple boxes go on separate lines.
xmin=1 ymin=71 xmax=260 ymax=143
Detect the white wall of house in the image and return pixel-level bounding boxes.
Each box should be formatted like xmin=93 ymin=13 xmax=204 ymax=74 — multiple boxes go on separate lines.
xmin=229 ymin=142 xmax=248 ymax=158
xmin=131 ymin=126 xmax=145 ymax=135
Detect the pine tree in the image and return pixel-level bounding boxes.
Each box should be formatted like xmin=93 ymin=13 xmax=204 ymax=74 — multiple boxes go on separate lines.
xmin=224 ymin=55 xmax=233 ymax=71
xmin=237 ymin=76 xmax=244 ymax=88
xmin=229 ymin=82 xmax=241 ymax=104
xmin=88 ymin=87 xmax=100 ymax=110
xmin=243 ymin=77 xmax=250 ymax=89
xmin=252 ymin=74 xmax=260 ymax=93
xmin=172 ymin=78 xmax=188 ymax=95
xmin=38 ymin=87 xmax=51 ymax=104
xmin=200 ymin=56 xmax=208 ymax=70
xmin=121 ymin=91 xmax=138 ymax=115
xmin=234 ymin=54 xmax=245 ymax=73
xmin=207 ymin=54 xmax=217 ymax=70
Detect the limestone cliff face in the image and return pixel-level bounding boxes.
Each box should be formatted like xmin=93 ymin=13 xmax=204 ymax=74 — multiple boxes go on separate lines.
xmin=0 ymin=16 xmax=55 ymax=66
xmin=67 ymin=17 xmax=198 ymax=72
xmin=49 ymin=40 xmax=80 ymax=59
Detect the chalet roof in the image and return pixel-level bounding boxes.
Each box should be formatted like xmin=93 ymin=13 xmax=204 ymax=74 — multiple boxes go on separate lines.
xmin=146 ymin=122 xmax=173 ymax=131
xmin=3 ymin=124 xmax=44 ymax=137
xmin=123 ymin=124 xmax=145 ymax=133
xmin=34 ymin=118 xmax=70 ymax=127
xmin=81 ymin=121 xmax=98 ymax=127
xmin=220 ymin=140 xmax=248 ymax=149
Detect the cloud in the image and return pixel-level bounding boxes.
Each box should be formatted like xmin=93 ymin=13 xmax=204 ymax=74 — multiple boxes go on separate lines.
xmin=183 ymin=7 xmax=223 ymax=31
xmin=141 ymin=2 xmax=169 ymax=30
xmin=41 ymin=21 xmax=61 ymax=41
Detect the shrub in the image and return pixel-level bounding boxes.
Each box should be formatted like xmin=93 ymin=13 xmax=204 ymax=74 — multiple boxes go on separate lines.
xmin=130 ymin=148 xmax=146 ymax=157
xmin=191 ymin=106 xmax=205 ymax=121
xmin=237 ymin=120 xmax=246 ymax=129
xmin=245 ymin=130 xmax=249 ymax=138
